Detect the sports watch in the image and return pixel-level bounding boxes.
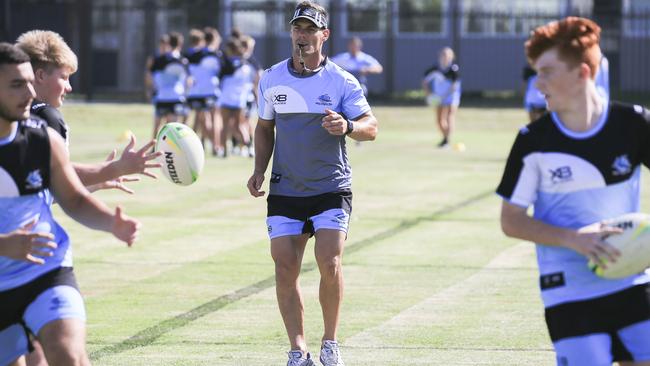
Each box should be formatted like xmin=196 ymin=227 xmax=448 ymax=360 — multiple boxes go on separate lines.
xmin=345 ymin=120 xmax=354 ymax=135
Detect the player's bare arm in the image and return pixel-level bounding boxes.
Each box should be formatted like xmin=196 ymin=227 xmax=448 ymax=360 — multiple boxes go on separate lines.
xmin=84 ymin=148 xmax=141 ymax=194
xmin=247 ymin=117 xmax=275 ymax=197
xmin=47 ymin=128 xmax=140 ymax=246
xmin=321 ymin=109 xmax=377 ymax=141
xmin=361 ymin=64 xmax=383 ymax=75
xmin=500 ymin=200 xmax=621 ymax=267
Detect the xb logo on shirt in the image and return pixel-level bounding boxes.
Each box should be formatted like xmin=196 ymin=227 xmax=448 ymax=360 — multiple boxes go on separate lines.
xmin=549 ymin=166 xmax=572 ymax=184
xmin=612 ymin=154 xmax=632 ymax=176
xmin=25 ymin=169 xmax=43 ymax=190
xmin=273 ymin=94 xmax=287 ymax=105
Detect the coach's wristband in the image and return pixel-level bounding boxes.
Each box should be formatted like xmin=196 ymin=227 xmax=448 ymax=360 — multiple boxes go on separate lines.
xmin=345 ymin=120 xmax=354 ymax=135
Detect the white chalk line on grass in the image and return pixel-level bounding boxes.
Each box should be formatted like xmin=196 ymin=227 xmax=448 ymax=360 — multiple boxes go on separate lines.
xmin=345 ymin=241 xmax=553 ymax=354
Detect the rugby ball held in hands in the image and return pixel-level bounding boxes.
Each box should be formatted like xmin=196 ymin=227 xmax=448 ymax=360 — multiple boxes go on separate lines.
xmin=588 ymin=213 xmax=650 ymax=279
xmin=156 ymin=122 xmax=204 ymax=186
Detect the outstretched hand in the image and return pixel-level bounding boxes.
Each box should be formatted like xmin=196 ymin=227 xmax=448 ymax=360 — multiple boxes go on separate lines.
xmin=116 ymin=134 xmax=163 ymax=178
xmin=0 ymin=219 xmax=58 ymax=265
xmin=88 ymin=149 xmax=141 ymax=194
xmin=111 ymin=206 xmax=141 ymax=246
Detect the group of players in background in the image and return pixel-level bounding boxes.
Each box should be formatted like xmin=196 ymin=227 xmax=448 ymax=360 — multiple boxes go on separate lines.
xmin=146 ymin=28 xmax=386 ymax=158
xmin=146 ymin=27 xmax=261 ymax=158
xmin=143 ymin=23 xmax=463 ymax=156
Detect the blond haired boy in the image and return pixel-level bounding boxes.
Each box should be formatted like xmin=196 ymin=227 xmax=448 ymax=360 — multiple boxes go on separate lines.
xmin=16 ymin=30 xmax=162 ymax=193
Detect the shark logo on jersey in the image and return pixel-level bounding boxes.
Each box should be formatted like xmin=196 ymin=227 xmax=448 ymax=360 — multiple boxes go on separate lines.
xmin=49 ymin=296 xmax=70 ymax=311
xmin=549 ymin=166 xmax=572 ymax=184
xmin=331 ymin=212 xmax=348 ymax=224
xmin=316 ymin=94 xmax=333 ymax=106
xmin=25 ymin=169 xmax=43 ymax=190
xmin=612 ymin=154 xmax=632 ymax=176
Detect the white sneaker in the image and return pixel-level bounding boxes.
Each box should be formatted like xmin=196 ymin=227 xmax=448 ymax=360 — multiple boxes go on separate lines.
xmin=319 ymin=340 xmax=345 ymax=366
xmin=287 ymin=350 xmax=315 ymax=366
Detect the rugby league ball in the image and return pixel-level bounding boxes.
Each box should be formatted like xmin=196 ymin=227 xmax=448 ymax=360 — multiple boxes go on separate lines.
xmin=156 ymin=122 xmax=204 ymax=186
xmin=588 ymin=213 xmax=650 ymax=279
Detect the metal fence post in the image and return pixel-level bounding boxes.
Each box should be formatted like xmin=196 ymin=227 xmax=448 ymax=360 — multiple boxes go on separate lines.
xmin=78 ymin=0 xmax=94 ymax=101
xmin=385 ymin=0 xmax=396 ymax=96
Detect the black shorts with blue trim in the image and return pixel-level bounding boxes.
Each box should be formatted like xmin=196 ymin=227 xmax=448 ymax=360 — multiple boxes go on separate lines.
xmin=187 ymin=96 xmax=218 ymax=111
xmin=266 ymin=191 xmax=352 ymax=238
xmin=155 ymin=101 xmax=188 ymax=117
xmin=545 ymin=283 xmax=650 ymax=361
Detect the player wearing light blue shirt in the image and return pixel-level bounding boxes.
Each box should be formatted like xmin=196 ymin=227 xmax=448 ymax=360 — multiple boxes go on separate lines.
xmin=218 ymin=38 xmax=258 ymax=158
xmin=0 ymin=43 xmax=140 ymax=366
xmin=523 ymin=64 xmax=547 ymax=121
xmin=246 ymin=2 xmax=378 ymax=365
xmin=330 ymin=37 xmax=383 ymax=96
xmin=185 ymin=29 xmax=222 ymax=155
xmin=219 ymin=55 xmax=255 ymax=110
xmin=596 ymin=53 xmax=610 ymax=99
xmin=422 ymin=47 xmax=461 ymax=148
xmin=498 ymin=18 xmax=650 ymax=365
xmin=150 ymin=32 xmax=189 ymax=139
xmin=186 ymin=47 xmax=221 ymax=104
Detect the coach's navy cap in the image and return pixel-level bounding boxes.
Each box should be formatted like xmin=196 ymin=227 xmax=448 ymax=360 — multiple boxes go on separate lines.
xmin=290 ymin=5 xmax=328 ymax=29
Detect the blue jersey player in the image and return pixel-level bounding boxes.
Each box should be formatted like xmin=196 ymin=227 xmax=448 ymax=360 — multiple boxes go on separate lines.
xmin=246 ymin=2 xmax=378 ymax=365
xmin=150 ymin=32 xmax=189 ymax=139
xmin=0 ymin=43 xmax=140 ymax=366
xmin=498 ymin=17 xmax=650 ymax=365
xmin=330 ymin=37 xmax=383 ymax=97
xmin=522 ymin=64 xmax=547 ymax=122
xmin=185 ymin=29 xmax=221 ymax=154
xmin=423 ymin=47 xmax=461 ymax=148
xmin=219 ymin=37 xmax=258 ymax=158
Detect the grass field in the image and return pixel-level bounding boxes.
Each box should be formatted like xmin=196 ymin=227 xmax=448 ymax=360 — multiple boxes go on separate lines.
xmin=49 ymin=102 xmax=650 ymax=365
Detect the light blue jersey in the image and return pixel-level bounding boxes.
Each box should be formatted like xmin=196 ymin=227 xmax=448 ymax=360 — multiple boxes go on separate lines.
xmin=0 ymin=193 xmax=71 ymax=292
xmin=497 ymin=101 xmax=650 ymax=308
xmin=185 ymin=47 xmax=221 ymax=98
xmin=258 ymin=58 xmax=370 ymax=197
xmin=150 ymin=52 xmax=188 ymax=103
xmin=0 ymin=120 xmax=72 ymax=291
xmin=595 ymin=55 xmax=610 ymax=99
xmin=330 ymin=51 xmax=381 ymax=95
xmin=423 ymin=64 xmax=461 ymax=106
xmin=523 ymin=65 xmax=546 ymax=110
xmin=219 ymin=56 xmax=255 ymax=109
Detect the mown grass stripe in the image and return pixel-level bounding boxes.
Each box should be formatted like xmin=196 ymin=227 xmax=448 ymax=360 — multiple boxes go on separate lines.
xmin=90 ymin=190 xmax=494 ymax=360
